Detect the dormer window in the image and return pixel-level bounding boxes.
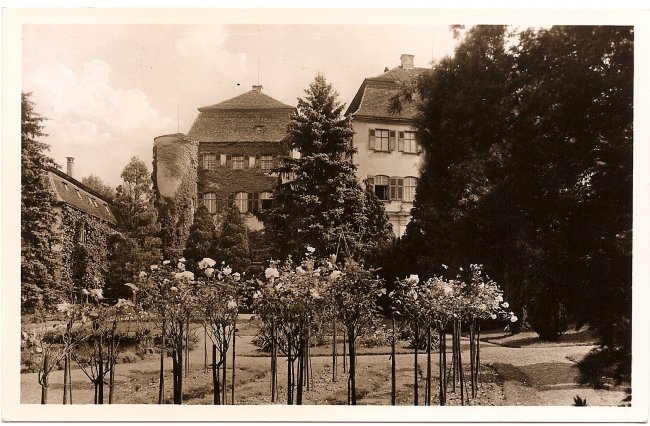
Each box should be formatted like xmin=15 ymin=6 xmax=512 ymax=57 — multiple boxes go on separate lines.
xmin=75 ymin=189 xmax=82 ymax=199
xmin=62 ymin=181 xmax=70 ymax=191
xmin=254 ymin=125 xmax=265 ymax=132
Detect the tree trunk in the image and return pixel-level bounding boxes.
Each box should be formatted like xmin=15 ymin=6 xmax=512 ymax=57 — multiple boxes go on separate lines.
xmin=348 ymin=333 xmax=356 ymax=405
xmin=426 ymin=326 xmax=431 ymax=406
xmin=40 ymin=354 xmax=48 ymax=404
xmin=221 ymin=330 xmax=227 ymax=405
xmin=439 ymin=330 xmax=446 ymax=406
xmin=457 ymin=320 xmax=465 ymax=406
xmin=413 ymin=322 xmax=418 ymax=406
xmin=342 ymin=333 xmax=347 ymax=373
xmin=98 ymin=337 xmax=104 ymax=404
xmin=270 ymin=324 xmax=277 ymax=402
xmin=476 ymin=322 xmax=481 ymax=388
xmin=286 ymin=351 xmax=293 ymax=405
xmin=185 ymin=321 xmax=190 ymax=378
xmin=159 ymin=320 xmax=165 ymax=404
xmin=204 ymin=327 xmax=208 ymax=373
xmin=63 ymin=353 xmax=69 ymax=404
xmin=452 ymin=320 xmax=457 ymax=393
xmin=391 ymin=317 xmax=396 ymax=406
xmin=332 ymin=320 xmax=337 ymax=382
xmin=297 ymin=339 xmax=304 ymax=405
xmin=231 ymin=325 xmax=236 ymax=405
xmin=212 ymin=344 xmax=219 ymax=405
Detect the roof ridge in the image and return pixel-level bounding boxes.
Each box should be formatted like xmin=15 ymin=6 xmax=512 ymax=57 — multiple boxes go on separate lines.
xmin=199 ymin=89 xmax=294 ymax=111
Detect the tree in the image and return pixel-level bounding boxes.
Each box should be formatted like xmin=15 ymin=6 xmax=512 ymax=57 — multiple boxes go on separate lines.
xmin=264 ymin=74 xmax=392 ymax=260
xmin=401 ymin=25 xmax=632 ymax=381
xmin=217 ymin=203 xmax=250 ymax=274
xmin=107 ymin=157 xmax=161 ymax=298
xmin=183 ymin=204 xmax=219 ymax=272
xmin=81 ymin=175 xmax=116 ymax=200
xmin=21 ymin=92 xmax=60 ymax=313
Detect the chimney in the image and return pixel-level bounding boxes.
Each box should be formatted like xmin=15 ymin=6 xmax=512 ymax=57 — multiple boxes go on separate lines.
xmin=252 ymin=85 xmax=263 ymax=93
xmin=66 ymin=157 xmax=75 ymax=178
xmin=400 ymin=54 xmax=415 ymax=69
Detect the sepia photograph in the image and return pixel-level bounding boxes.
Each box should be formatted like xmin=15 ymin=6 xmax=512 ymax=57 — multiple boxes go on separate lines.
xmin=2 ymin=5 xmax=648 ymax=423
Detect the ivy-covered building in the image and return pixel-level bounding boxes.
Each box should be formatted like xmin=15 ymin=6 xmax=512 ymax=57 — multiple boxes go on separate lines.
xmin=48 ymin=157 xmax=117 ymax=300
xmin=346 ymin=54 xmax=427 ymax=236
xmin=153 ymin=85 xmax=294 ymax=255
xmin=188 ymin=85 xmax=294 ymax=229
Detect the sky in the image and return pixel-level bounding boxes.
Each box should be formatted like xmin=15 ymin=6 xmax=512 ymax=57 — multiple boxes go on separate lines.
xmin=22 ymin=24 xmax=461 ymax=186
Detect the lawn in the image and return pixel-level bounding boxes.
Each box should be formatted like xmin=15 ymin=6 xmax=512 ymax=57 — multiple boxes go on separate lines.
xmin=20 ymin=318 xmax=628 ymax=406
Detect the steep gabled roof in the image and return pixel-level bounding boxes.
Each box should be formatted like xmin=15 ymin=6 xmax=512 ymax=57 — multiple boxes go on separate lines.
xmin=48 ymin=168 xmax=117 ymax=225
xmin=188 ymin=88 xmax=295 ymax=143
xmin=346 ymin=66 xmax=429 ymax=122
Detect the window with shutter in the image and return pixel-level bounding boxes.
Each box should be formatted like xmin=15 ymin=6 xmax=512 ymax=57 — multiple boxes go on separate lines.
xmin=226 ymin=154 xmax=232 ymax=168
xmin=375 ymin=129 xmax=390 ymax=151
xmin=404 ymin=177 xmax=417 ymax=202
xmin=403 ymin=131 xmax=418 ymax=153
xmin=247 ymin=192 xmax=254 ymax=212
xmin=389 ymin=130 xmax=397 ymax=151
xmin=374 ymin=175 xmax=389 ymax=200
xmin=232 ymin=156 xmax=245 ymax=169
xmin=203 ymin=153 xmax=216 ymax=169
xmin=398 ymin=131 xmax=405 ymax=151
xmin=368 ymin=129 xmax=376 ymax=150
xmin=261 ymin=155 xmax=274 ymax=171
xmin=260 ymin=191 xmax=273 ymax=210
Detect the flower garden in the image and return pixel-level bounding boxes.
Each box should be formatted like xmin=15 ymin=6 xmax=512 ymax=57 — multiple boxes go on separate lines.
xmin=21 ymin=246 xmax=546 ymax=407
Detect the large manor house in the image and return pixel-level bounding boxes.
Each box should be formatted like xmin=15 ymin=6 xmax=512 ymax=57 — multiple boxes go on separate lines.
xmin=153 ymin=54 xmax=426 ymax=239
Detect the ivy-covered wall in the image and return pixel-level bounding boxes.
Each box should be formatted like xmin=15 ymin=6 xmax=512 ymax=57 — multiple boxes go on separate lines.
xmin=54 ymin=205 xmax=115 ymax=300
xmin=153 ymin=134 xmax=199 ymax=259
xmin=197 ymin=141 xmax=284 ymax=203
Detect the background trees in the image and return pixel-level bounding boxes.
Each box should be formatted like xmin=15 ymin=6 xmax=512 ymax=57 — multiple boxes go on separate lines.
xmin=400 ymin=25 xmax=632 ymax=381
xmin=183 ymin=205 xmax=219 ymax=272
xmin=217 ymin=203 xmax=251 ymax=274
xmin=21 ymin=92 xmax=60 ymax=313
xmin=265 ymin=74 xmax=392 ymax=263
xmin=81 ymin=175 xmax=116 ymax=200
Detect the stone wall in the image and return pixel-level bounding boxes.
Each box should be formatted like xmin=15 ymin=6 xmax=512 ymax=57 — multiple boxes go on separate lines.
xmin=153 ymin=133 xmax=199 ymax=258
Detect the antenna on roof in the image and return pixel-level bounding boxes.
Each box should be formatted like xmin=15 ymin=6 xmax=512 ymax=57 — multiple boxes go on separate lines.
xmin=257 ymin=57 xmax=260 ymax=85
xmin=177 ymin=101 xmax=180 ymax=133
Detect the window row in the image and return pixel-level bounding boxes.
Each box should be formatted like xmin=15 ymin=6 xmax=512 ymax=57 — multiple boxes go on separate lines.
xmin=202 ymin=191 xmax=274 ymax=214
xmin=202 ymin=153 xmax=275 ymax=171
xmin=368 ymin=175 xmax=417 ymax=202
xmin=368 ymin=129 xmax=419 ymax=154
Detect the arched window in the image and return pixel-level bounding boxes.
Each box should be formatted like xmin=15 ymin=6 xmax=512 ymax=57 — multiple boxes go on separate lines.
xmin=404 ymin=177 xmax=418 ymax=202
xmin=374 ymin=175 xmax=390 ymax=200
xmin=203 ymin=192 xmax=217 ymax=213
xmin=235 ymin=192 xmax=248 ymax=213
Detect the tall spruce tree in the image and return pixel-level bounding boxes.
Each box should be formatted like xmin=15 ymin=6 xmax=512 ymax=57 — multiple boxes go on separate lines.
xmin=183 ymin=204 xmax=219 ymax=272
xmin=21 ymin=92 xmax=60 ymax=313
xmin=265 ymin=74 xmax=392 ymax=260
xmin=106 ymin=157 xmax=161 ymax=299
xmin=217 ymin=203 xmax=250 ymax=274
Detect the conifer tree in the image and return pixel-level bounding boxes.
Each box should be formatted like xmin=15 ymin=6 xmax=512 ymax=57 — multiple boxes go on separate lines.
xmin=183 ymin=204 xmax=219 ymax=272
xmin=265 ymin=74 xmax=392 ymax=260
xmin=218 ymin=203 xmax=251 ymax=273
xmin=21 ymin=92 xmax=60 ymax=313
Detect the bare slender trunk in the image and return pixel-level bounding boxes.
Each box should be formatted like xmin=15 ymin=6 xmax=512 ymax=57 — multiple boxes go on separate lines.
xmin=221 ymin=328 xmax=227 ymax=405
xmin=439 ymin=330 xmax=446 ymax=406
xmin=212 ymin=344 xmax=219 ymax=405
xmin=63 ymin=353 xmax=69 ymax=404
xmin=286 ymin=347 xmax=293 ymax=405
xmin=458 ymin=320 xmax=465 ymax=406
xmin=332 ymin=320 xmax=337 ymax=382
xmin=426 ymin=326 xmax=431 ymax=406
xmin=40 ymin=354 xmax=48 ymax=404
xmin=204 ymin=327 xmax=208 ymax=373
xmin=476 ymin=322 xmax=481 ymax=388
xmin=343 ymin=334 xmax=347 ymax=373
xmin=159 ymin=320 xmax=165 ymax=404
xmin=391 ymin=317 xmax=396 ymax=405
xmin=297 ymin=339 xmax=304 ymax=405
xmin=98 ymin=336 xmax=104 ymax=404
xmin=348 ymin=332 xmax=356 ymax=405
xmin=270 ymin=324 xmax=277 ymax=402
xmin=413 ymin=322 xmax=418 ymax=406
xmin=231 ymin=324 xmax=236 ymax=405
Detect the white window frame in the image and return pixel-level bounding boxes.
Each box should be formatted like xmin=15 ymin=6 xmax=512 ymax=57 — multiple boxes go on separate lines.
xmin=232 ymin=156 xmax=245 ymax=170
xmin=403 ymin=131 xmax=418 ymax=154
xmin=261 ymin=155 xmax=274 ymax=171
xmin=404 ymin=177 xmax=418 ymax=202
xmin=235 ymin=192 xmax=248 ymax=212
xmin=203 ymin=192 xmax=217 ymax=213
xmin=203 ymin=153 xmax=217 ymax=170
xmin=374 ymin=175 xmax=390 ymax=201
xmin=375 ymin=129 xmax=390 ymax=152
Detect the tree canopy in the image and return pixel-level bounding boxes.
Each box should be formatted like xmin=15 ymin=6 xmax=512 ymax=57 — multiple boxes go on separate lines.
xmin=21 ymin=92 xmax=60 ymax=313
xmin=400 ymin=25 xmax=632 ymax=380
xmin=265 ymin=74 xmax=393 ymax=263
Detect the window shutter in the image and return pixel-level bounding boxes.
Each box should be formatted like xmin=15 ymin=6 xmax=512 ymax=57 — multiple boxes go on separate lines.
xmin=255 ymin=154 xmax=261 ymax=168
xmin=366 ymin=175 xmax=375 ymax=187
xmin=398 ymin=132 xmax=405 ymax=152
xmin=243 ymin=156 xmax=249 ymax=169
xmin=389 ymin=178 xmax=397 ymax=200
xmin=368 ymin=129 xmax=376 ymax=150
xmin=220 ymin=154 xmax=227 ymax=166
xmin=397 ymin=178 xmax=404 ymax=200
xmin=253 ymin=191 xmax=259 ymax=212
xmin=226 ymin=154 xmax=232 ymax=168
xmin=389 ymin=130 xmax=397 ymax=151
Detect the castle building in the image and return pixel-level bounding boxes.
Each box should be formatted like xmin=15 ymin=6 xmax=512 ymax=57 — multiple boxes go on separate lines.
xmin=188 ymin=85 xmax=294 ymax=230
xmin=346 ymin=54 xmax=428 ymax=237
xmin=48 ymin=157 xmax=117 ymax=298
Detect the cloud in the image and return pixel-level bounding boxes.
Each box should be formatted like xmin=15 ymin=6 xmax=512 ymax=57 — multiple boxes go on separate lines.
xmin=24 ymin=59 xmax=173 ymax=185
xmin=175 ymin=25 xmax=247 ymax=77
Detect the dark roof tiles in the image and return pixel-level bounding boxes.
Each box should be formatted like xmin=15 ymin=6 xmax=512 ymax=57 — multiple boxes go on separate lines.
xmin=346 ymin=65 xmax=429 ymax=121
xmin=48 ymin=169 xmax=117 ymax=225
xmin=188 ymin=89 xmax=294 ymax=143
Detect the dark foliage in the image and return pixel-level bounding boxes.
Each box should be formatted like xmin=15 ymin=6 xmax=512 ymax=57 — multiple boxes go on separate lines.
xmin=217 ymin=203 xmax=251 ymax=274
xmin=183 ymin=204 xmax=219 ymax=272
